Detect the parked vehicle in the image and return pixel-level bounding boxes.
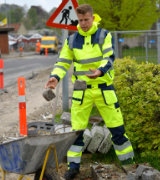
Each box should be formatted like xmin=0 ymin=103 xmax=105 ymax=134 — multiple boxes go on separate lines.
xmin=40 ymin=36 xmax=58 ymax=55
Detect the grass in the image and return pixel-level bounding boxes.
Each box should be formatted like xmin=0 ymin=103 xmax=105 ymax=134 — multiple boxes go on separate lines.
xmin=134 ymin=152 xmax=160 ymax=171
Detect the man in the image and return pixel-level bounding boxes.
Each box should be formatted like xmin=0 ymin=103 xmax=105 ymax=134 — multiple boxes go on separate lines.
xmin=35 ymin=40 xmax=41 ymax=53
xmin=45 ymin=4 xmax=134 ymax=180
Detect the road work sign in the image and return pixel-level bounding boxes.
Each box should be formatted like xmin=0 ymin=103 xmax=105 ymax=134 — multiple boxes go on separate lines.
xmin=46 ymin=0 xmax=78 ymax=30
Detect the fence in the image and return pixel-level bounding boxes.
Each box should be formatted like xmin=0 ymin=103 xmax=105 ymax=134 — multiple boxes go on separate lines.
xmin=112 ymin=30 xmax=160 ymax=64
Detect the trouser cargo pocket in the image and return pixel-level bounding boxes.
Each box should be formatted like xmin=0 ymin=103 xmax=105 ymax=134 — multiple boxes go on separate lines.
xmin=101 ymin=89 xmax=118 ymax=105
xmin=72 ymin=90 xmax=85 ymax=105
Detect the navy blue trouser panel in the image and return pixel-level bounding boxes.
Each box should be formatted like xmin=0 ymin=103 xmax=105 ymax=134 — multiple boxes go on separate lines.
xmin=108 ymin=125 xmax=128 ymax=145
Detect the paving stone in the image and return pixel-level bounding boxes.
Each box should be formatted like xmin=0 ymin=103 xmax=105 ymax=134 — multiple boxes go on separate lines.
xmin=135 ymin=165 xmax=152 ymax=177
xmin=98 ymin=126 xmax=112 ymax=154
xmin=142 ymin=169 xmax=160 ymax=180
xmin=60 ymin=112 xmax=71 ymax=125
xmin=87 ymin=126 xmax=104 ymax=153
xmin=133 ymin=165 xmax=160 ymax=180
xmin=127 ymin=172 xmax=137 ymax=180
xmin=82 ymin=129 xmax=92 ymax=152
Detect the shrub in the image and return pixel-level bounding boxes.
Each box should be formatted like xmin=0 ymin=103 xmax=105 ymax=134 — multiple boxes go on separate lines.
xmin=113 ymin=57 xmax=160 ymax=158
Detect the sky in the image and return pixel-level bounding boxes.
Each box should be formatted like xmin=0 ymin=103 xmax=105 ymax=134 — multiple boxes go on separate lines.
xmin=0 ymin=0 xmax=62 ymax=12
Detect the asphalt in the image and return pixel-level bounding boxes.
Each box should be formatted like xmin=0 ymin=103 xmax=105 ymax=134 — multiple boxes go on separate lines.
xmin=0 ymin=51 xmax=36 ymax=59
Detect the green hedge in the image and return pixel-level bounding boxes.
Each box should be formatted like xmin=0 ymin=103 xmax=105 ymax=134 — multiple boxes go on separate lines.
xmin=113 ymin=57 xmax=160 ymax=158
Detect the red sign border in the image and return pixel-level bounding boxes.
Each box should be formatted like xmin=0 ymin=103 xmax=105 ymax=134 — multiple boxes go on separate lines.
xmin=46 ymin=0 xmax=78 ymax=30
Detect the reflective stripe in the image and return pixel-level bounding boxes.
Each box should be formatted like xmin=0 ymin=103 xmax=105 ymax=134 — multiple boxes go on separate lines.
xmin=99 ymin=29 xmax=107 ymax=44
xmin=69 ymin=145 xmax=83 ymax=153
xmin=58 ymin=58 xmax=72 ymax=64
xmin=67 ymin=156 xmax=81 ymax=163
xmin=67 ymin=148 xmax=82 ymax=163
xmin=113 ymin=141 xmax=132 ymax=151
xmin=103 ymin=47 xmax=113 ymax=54
xmin=53 ymin=65 xmax=67 ymax=72
xmin=73 ymin=56 xmax=102 ymax=64
xmin=73 ymin=70 xmax=92 ymax=76
xmin=103 ymin=57 xmax=113 ymax=64
xmin=108 ymin=57 xmax=114 ymax=65
xmin=68 ymin=33 xmax=75 ymax=49
xmin=18 ymin=95 xmax=26 ymax=102
xmin=102 ymin=57 xmax=114 ymax=72
xmin=118 ymin=151 xmax=134 ymax=161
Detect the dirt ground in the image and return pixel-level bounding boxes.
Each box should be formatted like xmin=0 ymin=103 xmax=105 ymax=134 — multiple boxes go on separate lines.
xmin=0 ymin=68 xmax=61 ymax=179
xmin=0 ymin=67 xmax=96 ymax=180
xmin=0 ymin=68 xmax=137 ymax=180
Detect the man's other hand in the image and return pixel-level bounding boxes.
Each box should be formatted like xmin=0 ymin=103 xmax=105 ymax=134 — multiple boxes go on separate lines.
xmin=86 ymin=69 xmax=102 ymax=79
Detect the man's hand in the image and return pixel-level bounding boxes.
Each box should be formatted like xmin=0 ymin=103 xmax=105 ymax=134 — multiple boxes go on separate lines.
xmin=45 ymin=77 xmax=58 ymax=89
xmin=86 ymin=69 xmax=102 ymax=79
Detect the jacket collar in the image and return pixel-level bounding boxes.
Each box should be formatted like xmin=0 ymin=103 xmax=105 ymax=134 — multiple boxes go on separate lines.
xmin=77 ymin=22 xmax=98 ymax=36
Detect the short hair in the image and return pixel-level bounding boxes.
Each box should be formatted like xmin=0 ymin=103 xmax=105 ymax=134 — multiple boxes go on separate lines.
xmin=76 ymin=4 xmax=93 ymax=15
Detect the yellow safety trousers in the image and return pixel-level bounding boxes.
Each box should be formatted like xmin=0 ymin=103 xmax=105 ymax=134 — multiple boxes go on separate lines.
xmin=71 ymin=87 xmax=124 ymax=130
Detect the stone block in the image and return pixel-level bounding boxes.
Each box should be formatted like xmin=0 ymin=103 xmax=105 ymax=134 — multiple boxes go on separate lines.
xmin=127 ymin=172 xmax=137 ymax=180
xmin=60 ymin=112 xmax=71 ymax=125
xmin=87 ymin=126 xmax=104 ymax=153
xmin=135 ymin=165 xmax=152 ymax=177
xmin=98 ymin=127 xmax=112 ymax=154
xmin=82 ymin=129 xmax=92 ymax=152
xmin=142 ymin=169 xmax=160 ymax=180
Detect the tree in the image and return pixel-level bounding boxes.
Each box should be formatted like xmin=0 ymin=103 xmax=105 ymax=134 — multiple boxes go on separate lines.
xmin=9 ymin=7 xmax=25 ymax=23
xmin=25 ymin=6 xmax=49 ymax=30
xmin=27 ymin=8 xmax=38 ymax=28
xmin=0 ymin=4 xmax=25 ymax=24
xmin=0 ymin=13 xmax=5 ymax=21
xmin=78 ymin=0 xmax=159 ymax=31
xmin=78 ymin=0 xmax=160 ymax=57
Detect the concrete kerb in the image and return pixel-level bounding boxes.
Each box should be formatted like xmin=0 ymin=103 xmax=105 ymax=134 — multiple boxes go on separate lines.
xmin=1 ymin=51 xmax=36 ymax=59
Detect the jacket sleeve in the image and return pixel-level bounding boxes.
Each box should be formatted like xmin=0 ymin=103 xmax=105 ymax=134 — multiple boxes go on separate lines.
xmin=50 ymin=39 xmax=74 ymax=81
xmin=98 ymin=32 xmax=115 ymax=76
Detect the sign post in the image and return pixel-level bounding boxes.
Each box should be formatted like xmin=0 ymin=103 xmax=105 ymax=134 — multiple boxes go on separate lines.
xmin=46 ymin=0 xmax=78 ymax=111
xmin=62 ymin=29 xmax=69 ymax=111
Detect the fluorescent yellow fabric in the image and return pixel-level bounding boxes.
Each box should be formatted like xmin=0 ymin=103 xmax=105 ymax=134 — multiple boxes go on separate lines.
xmin=50 ymin=22 xmax=114 ymax=86
xmin=71 ymin=88 xmax=124 ymax=130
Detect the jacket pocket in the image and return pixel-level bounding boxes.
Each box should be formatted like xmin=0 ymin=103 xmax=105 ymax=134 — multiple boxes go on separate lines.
xmin=72 ymin=90 xmax=85 ymax=105
xmin=102 ymin=90 xmax=118 ymax=105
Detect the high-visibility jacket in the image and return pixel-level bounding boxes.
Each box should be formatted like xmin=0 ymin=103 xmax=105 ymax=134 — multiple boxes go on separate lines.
xmin=50 ymin=27 xmax=115 ymax=85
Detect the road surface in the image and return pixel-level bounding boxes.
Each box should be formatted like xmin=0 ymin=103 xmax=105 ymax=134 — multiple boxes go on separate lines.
xmin=3 ymin=54 xmax=58 ymax=87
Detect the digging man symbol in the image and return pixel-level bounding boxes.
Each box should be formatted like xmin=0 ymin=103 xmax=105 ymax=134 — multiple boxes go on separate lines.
xmin=59 ymin=6 xmax=72 ymax=24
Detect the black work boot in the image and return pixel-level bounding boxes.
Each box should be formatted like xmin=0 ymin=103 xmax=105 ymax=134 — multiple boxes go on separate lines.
xmin=64 ymin=168 xmax=79 ymax=180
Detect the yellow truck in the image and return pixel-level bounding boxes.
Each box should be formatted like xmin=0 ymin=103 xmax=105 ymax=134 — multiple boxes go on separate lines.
xmin=40 ymin=36 xmax=58 ymax=55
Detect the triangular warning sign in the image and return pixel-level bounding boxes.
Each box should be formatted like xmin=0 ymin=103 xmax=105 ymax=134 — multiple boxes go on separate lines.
xmin=46 ymin=0 xmax=78 ymax=31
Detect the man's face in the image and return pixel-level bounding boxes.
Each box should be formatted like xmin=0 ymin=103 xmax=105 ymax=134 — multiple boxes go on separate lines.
xmin=77 ymin=12 xmax=94 ymax=32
